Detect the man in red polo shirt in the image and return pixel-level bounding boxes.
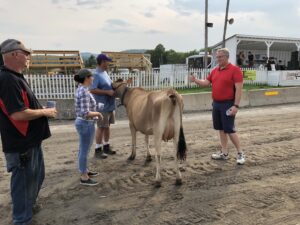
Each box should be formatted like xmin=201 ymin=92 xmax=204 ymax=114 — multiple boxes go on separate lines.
xmin=189 ymin=48 xmax=245 ymax=165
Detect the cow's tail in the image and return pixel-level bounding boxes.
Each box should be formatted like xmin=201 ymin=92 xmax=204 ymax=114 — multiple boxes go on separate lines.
xmin=168 ymin=92 xmax=187 ymax=161
xmin=177 ymin=125 xmax=187 ymax=161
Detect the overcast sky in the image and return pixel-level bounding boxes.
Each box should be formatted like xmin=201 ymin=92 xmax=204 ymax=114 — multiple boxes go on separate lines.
xmin=0 ymin=0 xmax=299 ymax=52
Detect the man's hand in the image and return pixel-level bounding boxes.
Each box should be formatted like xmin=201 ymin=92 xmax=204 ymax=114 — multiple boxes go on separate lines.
xmin=229 ymin=106 xmax=238 ymax=116
xmin=43 ymin=108 xmax=57 ymax=118
xmin=189 ymin=74 xmax=196 ymax=82
xmin=107 ymin=90 xmax=116 ymax=97
xmin=188 ymin=74 xmax=211 ymax=87
xmin=97 ymin=112 xmax=104 ymax=121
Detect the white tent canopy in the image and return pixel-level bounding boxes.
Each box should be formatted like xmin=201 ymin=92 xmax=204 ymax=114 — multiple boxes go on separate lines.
xmin=211 ymin=34 xmax=300 ymax=69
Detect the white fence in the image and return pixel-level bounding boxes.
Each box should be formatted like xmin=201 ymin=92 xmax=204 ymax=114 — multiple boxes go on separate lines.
xmin=24 ymin=68 xmax=270 ymax=99
xmin=25 ymin=74 xmax=77 ymax=99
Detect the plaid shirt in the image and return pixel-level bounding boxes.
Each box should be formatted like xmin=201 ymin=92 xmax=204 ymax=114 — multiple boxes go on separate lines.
xmin=75 ymin=85 xmax=96 ymax=118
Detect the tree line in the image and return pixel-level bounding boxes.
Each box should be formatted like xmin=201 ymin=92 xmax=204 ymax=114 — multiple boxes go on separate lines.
xmin=83 ymin=44 xmax=205 ymax=68
xmin=145 ymin=44 xmax=201 ymax=68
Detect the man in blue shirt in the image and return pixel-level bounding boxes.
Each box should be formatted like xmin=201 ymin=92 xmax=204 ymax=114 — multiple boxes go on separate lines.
xmin=90 ymin=54 xmax=116 ymax=157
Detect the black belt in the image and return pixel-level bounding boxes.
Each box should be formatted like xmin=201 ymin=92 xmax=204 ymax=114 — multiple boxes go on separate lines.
xmin=213 ymin=100 xmax=234 ymax=104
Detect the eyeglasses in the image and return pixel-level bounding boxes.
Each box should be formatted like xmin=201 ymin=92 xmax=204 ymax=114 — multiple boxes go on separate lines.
xmin=216 ymin=55 xmax=226 ymax=59
xmin=14 ymin=50 xmax=31 ymax=57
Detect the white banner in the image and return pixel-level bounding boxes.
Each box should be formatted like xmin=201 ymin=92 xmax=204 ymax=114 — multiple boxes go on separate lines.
xmin=279 ymin=70 xmax=300 ymax=86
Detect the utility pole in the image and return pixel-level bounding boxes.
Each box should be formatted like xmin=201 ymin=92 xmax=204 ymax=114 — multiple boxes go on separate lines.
xmin=222 ymin=0 xmax=230 ymax=48
xmin=204 ymin=0 xmax=208 ymax=68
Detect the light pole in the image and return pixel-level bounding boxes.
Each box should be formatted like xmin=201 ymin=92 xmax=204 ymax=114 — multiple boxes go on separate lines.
xmin=204 ymin=0 xmax=213 ymax=68
xmin=222 ymin=0 xmax=234 ymax=48
xmin=204 ymin=0 xmax=208 ymax=68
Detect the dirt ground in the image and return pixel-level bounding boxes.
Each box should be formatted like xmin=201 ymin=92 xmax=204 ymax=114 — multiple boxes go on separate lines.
xmin=1 ymin=104 xmax=300 ymax=225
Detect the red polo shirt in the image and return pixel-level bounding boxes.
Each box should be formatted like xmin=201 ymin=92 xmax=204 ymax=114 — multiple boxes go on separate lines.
xmin=206 ymin=63 xmax=243 ymax=101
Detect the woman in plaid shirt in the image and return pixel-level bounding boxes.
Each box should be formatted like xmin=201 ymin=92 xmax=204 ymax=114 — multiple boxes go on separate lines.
xmin=74 ymin=69 xmax=103 ymax=186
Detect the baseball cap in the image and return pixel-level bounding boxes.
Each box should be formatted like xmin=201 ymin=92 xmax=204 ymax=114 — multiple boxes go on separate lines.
xmin=76 ymin=69 xmax=92 ymax=79
xmin=0 ymin=39 xmax=32 ymax=54
xmin=96 ymin=53 xmax=112 ymax=62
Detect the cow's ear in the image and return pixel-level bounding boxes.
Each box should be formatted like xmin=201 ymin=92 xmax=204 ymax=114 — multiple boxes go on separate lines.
xmin=127 ymin=77 xmax=133 ymax=84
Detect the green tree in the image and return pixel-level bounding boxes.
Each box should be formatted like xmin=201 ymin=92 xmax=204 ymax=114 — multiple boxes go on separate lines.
xmin=164 ymin=49 xmax=200 ymax=64
xmin=165 ymin=49 xmax=178 ymax=64
xmin=147 ymin=45 xmax=203 ymax=66
xmin=84 ymin=55 xmax=97 ymax=68
xmin=146 ymin=44 xmax=166 ymax=67
xmin=199 ymin=47 xmax=212 ymax=54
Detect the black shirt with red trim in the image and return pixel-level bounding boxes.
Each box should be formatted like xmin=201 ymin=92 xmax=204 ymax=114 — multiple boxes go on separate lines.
xmin=0 ymin=66 xmax=51 ymax=153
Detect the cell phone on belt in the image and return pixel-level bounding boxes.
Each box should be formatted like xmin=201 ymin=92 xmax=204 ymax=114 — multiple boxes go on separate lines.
xmin=19 ymin=151 xmax=31 ymax=168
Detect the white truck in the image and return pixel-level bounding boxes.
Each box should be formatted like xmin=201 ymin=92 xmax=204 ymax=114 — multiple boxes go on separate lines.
xmin=158 ymin=64 xmax=188 ymax=84
xmin=186 ymin=52 xmax=212 ymax=69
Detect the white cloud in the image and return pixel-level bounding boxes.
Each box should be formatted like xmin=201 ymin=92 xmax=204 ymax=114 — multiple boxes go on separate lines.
xmin=0 ymin=0 xmax=299 ymax=52
xmin=145 ymin=29 xmax=164 ymax=34
xmin=102 ymin=19 xmax=132 ymax=33
xmin=144 ymin=12 xmax=155 ymax=18
xmin=51 ymin=0 xmax=108 ymax=8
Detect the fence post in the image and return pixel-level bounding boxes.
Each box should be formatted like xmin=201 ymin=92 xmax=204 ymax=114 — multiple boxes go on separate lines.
xmin=184 ymin=69 xmax=189 ymax=88
xmin=137 ymin=71 xmax=145 ymax=87
xmin=169 ymin=71 xmax=174 ymax=88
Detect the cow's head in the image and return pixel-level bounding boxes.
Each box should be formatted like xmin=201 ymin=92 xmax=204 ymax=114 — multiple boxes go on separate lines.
xmin=112 ymin=78 xmax=132 ymax=98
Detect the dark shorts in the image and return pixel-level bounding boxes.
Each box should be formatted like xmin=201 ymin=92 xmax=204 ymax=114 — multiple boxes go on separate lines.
xmin=97 ymin=111 xmax=115 ymax=128
xmin=212 ymin=101 xmax=236 ymax=134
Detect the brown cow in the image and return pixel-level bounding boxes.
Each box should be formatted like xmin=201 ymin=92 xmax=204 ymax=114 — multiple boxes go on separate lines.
xmin=112 ymin=79 xmax=187 ymax=187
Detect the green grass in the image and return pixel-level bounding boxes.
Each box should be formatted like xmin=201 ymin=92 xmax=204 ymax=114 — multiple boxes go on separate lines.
xmin=176 ymin=84 xmax=281 ymax=94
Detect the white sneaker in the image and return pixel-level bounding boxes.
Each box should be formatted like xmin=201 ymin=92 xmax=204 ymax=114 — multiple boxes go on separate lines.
xmin=236 ymin=152 xmax=246 ymax=165
xmin=211 ymin=151 xmax=229 ymax=160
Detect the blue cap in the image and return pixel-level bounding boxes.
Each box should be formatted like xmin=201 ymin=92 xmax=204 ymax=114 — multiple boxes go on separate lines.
xmin=96 ymin=53 xmax=112 ymax=62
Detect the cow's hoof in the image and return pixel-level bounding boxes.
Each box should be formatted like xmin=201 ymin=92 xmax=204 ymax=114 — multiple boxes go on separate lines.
xmin=175 ymin=179 xmax=183 ymax=186
xmin=145 ymin=155 xmax=152 ymax=162
xmin=127 ymin=155 xmax=136 ymax=161
xmin=154 ymin=181 xmax=162 ymax=188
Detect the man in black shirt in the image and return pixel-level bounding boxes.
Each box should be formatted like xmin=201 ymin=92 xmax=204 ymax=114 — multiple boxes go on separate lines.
xmin=0 ymin=39 xmax=57 ymax=225
xmin=0 ymin=51 xmax=3 ymax=66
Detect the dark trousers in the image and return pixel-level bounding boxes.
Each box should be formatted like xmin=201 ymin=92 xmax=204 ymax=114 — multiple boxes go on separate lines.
xmin=5 ymin=144 xmax=45 ymax=225
xmin=212 ymin=101 xmax=236 ymax=133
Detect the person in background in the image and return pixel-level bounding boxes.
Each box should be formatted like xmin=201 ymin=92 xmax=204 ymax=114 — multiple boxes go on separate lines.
xmin=0 ymin=39 xmax=57 ymax=225
xmin=266 ymin=58 xmax=272 ymax=71
xmin=189 ymin=48 xmax=245 ymax=165
xmin=74 ymin=69 xmax=103 ymax=186
xmin=237 ymin=51 xmax=245 ymax=66
xmin=90 ymin=54 xmax=117 ymax=158
xmin=248 ymin=51 xmax=254 ymax=67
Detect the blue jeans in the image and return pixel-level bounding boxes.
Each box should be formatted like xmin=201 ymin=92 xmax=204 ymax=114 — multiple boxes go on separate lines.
xmin=75 ymin=118 xmax=95 ymax=174
xmin=5 ymin=144 xmax=45 ymax=225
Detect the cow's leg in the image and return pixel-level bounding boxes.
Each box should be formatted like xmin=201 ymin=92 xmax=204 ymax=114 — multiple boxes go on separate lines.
xmin=154 ymin=134 xmax=162 ymax=187
xmin=128 ymin=123 xmax=136 ymax=160
xmin=145 ymin=135 xmax=152 ymax=162
xmin=173 ymin=138 xmax=182 ymax=185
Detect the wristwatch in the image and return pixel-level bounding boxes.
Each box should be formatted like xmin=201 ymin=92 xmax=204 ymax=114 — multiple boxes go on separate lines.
xmin=234 ymin=104 xmax=239 ymax=108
